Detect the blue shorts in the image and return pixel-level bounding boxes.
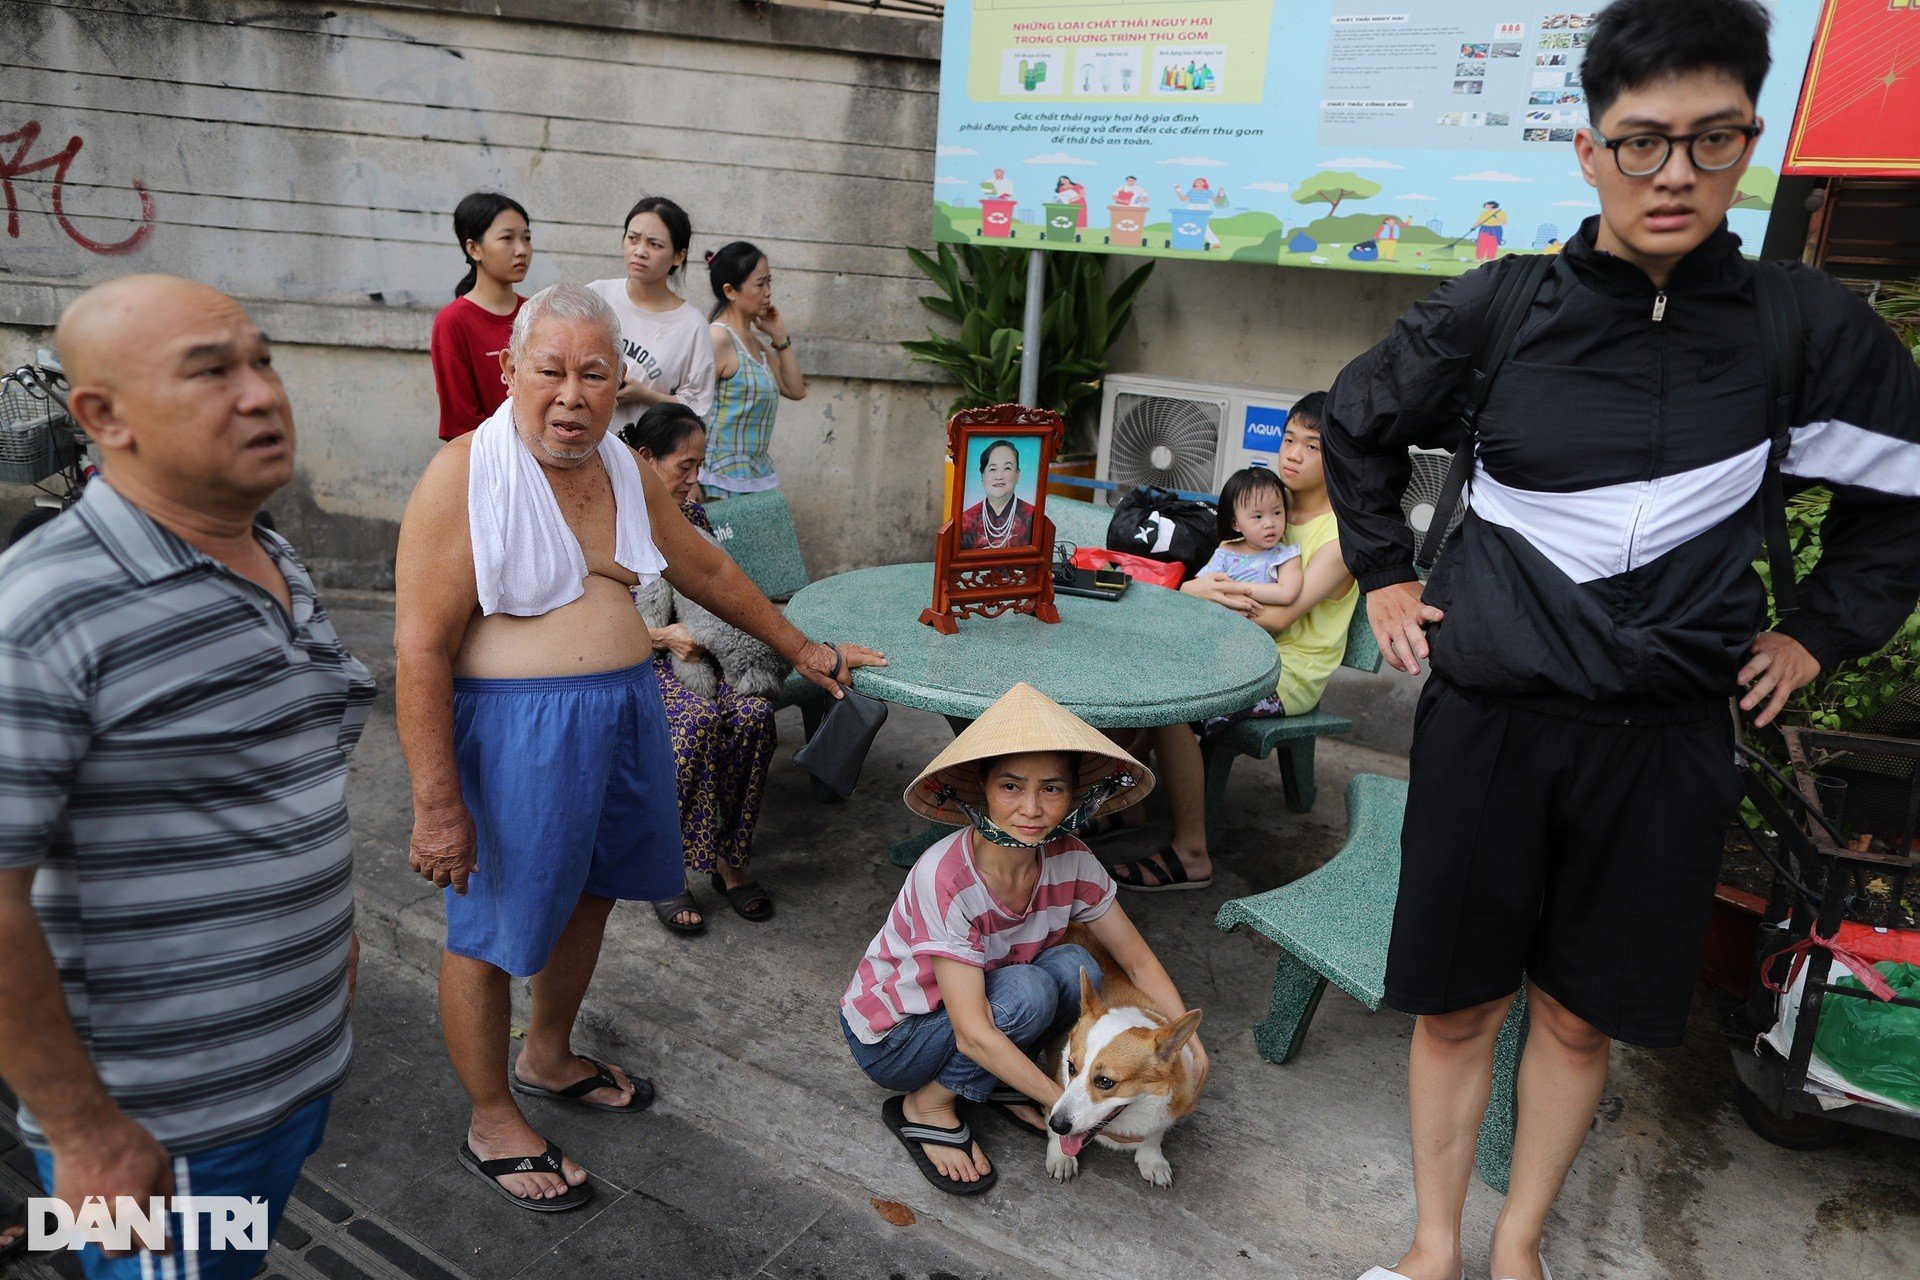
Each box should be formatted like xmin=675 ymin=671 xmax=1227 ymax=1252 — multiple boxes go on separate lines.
xmin=34 ymin=1095 xmax=330 ymax=1280
xmin=447 ymin=662 xmax=685 ymax=975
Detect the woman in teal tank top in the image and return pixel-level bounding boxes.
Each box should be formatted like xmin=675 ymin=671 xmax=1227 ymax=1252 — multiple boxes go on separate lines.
xmin=701 ymin=242 xmax=808 ymax=499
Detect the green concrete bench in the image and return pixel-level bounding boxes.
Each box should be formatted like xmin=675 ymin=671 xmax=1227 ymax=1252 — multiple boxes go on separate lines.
xmin=1214 ymin=773 xmax=1528 ymax=1193
xmin=705 ymin=490 xmax=809 ymax=603
xmin=1201 ymin=598 xmax=1381 ymax=827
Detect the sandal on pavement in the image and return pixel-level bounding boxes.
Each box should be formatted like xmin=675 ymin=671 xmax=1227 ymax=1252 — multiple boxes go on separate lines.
xmin=881 ymin=1096 xmax=997 ymax=1197
xmin=457 ymin=1140 xmax=594 ymax=1213
xmin=651 ymin=890 xmax=705 ymax=936
xmin=1112 ymin=847 xmax=1212 ymax=893
xmin=511 ymin=1055 xmax=656 ymax=1113
xmin=1076 ymin=811 xmax=1145 ymax=845
xmin=1354 ymin=1270 xmax=1463 ymax=1280
xmin=710 ymin=872 xmax=774 ymax=922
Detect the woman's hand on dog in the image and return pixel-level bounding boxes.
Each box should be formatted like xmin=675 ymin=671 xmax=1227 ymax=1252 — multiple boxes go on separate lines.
xmin=653 ymin=623 xmax=707 ymax=664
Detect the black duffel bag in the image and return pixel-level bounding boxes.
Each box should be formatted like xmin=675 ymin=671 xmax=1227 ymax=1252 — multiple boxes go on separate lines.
xmin=1106 ymin=485 xmax=1218 ymax=580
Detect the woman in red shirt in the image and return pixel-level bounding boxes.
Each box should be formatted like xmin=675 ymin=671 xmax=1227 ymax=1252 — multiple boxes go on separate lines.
xmin=430 ymin=192 xmax=531 ymax=440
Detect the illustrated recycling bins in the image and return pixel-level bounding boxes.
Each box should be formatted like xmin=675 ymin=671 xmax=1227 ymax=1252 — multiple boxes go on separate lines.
xmin=1106 ymin=203 xmax=1147 ymax=247
xmin=1169 ymin=207 xmax=1214 ymax=251
xmin=1042 ymin=202 xmax=1082 ymax=243
xmin=980 ymin=197 xmax=1018 ymax=239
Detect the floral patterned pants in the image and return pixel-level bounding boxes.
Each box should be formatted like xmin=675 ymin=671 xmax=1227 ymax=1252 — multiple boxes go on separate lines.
xmin=651 ymin=654 xmax=778 ymax=874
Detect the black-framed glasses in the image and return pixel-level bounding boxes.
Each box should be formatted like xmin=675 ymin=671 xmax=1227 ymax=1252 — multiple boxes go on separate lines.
xmin=1591 ymin=123 xmax=1761 ymax=177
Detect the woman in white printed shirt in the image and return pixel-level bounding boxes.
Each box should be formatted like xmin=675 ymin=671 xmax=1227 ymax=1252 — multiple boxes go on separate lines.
xmin=586 ymin=196 xmax=717 ymax=443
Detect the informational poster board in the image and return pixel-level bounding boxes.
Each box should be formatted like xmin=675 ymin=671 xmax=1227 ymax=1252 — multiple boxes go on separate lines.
xmin=1784 ymin=0 xmax=1920 ymax=177
xmin=934 ymin=0 xmax=1820 ymax=276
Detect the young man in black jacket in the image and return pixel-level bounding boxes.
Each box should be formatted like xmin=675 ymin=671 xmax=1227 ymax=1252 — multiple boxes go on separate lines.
xmin=1322 ymin=3 xmax=1920 ymax=1278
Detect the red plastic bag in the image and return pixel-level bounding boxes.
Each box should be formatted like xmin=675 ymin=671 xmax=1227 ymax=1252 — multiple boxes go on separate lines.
xmin=1071 ymin=545 xmax=1186 ymax=588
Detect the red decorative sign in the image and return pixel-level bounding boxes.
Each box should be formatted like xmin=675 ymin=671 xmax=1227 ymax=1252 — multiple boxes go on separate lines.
xmin=1784 ymin=0 xmax=1920 ymax=176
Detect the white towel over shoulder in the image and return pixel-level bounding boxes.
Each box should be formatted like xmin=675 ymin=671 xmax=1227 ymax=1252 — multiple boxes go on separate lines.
xmin=467 ymin=400 xmax=668 ymax=617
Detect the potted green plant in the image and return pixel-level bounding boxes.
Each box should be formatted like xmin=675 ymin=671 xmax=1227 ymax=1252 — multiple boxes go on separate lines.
xmin=901 ymin=244 xmax=1154 ymax=500
xmin=1705 ymin=280 xmax=1920 ymax=994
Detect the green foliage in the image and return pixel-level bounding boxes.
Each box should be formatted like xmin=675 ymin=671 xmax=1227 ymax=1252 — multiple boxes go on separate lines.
xmin=1752 ymin=287 xmax=1920 ymax=732
xmin=900 ymin=243 xmax=1154 ymax=453
xmin=1762 ymin=487 xmax=1920 ymax=730
xmin=1303 ymin=212 xmax=1399 ymax=245
xmin=1291 ymin=170 xmax=1382 ymax=219
xmin=1232 ymin=228 xmax=1291 ymax=262
xmin=1731 ymin=166 xmax=1775 ymax=213
xmin=1868 ymin=280 xmax=1920 ymax=366
xmin=1207 ymin=210 xmax=1283 ymax=240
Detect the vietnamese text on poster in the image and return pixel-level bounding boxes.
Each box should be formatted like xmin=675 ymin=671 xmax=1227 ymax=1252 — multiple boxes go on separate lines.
xmin=934 ymin=0 xmax=1819 ymax=276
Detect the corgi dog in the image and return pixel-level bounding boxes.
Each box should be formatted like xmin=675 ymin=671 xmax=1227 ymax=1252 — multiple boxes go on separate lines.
xmin=1045 ymin=930 xmax=1203 ymax=1187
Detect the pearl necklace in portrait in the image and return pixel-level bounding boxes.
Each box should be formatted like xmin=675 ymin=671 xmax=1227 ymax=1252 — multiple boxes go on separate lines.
xmin=980 ymin=495 xmax=1018 ymax=547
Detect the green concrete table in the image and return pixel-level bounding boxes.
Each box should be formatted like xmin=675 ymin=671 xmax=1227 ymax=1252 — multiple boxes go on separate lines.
xmin=785 ymin=562 xmax=1280 ymax=865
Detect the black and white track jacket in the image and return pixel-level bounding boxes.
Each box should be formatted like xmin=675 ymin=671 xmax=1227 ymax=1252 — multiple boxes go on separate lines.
xmin=1324 ymin=217 xmax=1920 ymax=720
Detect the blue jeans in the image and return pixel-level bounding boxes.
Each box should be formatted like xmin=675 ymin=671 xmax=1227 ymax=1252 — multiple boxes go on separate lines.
xmin=841 ymin=943 xmax=1100 ymax=1102
xmin=33 ymin=1094 xmax=331 ymax=1280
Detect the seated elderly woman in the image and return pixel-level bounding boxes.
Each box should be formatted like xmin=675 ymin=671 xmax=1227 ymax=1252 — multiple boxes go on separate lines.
xmin=626 ymin=403 xmax=778 ymax=934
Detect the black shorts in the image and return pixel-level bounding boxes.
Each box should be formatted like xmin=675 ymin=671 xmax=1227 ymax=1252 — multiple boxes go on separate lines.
xmin=1383 ymin=678 xmax=1742 ymax=1048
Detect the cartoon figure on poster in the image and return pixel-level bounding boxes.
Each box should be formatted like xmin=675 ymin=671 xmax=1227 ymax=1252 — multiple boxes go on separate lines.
xmin=1472 ymin=200 xmax=1508 ymax=260
xmin=959 ymin=436 xmax=1040 ymax=551
xmin=1172 ymin=177 xmax=1226 ymax=249
xmin=1053 ymin=175 xmax=1089 ymax=229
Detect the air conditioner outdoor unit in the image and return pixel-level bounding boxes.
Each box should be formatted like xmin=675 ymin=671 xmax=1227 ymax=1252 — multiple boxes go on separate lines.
xmin=1094 ymin=373 xmax=1304 ymax=505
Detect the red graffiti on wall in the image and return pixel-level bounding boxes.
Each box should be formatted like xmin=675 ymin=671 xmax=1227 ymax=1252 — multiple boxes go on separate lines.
xmin=1 ymin=121 xmax=155 ymax=256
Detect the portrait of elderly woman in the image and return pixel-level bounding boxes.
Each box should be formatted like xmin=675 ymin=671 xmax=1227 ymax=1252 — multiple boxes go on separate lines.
xmin=957 ymin=437 xmax=1038 ymax=552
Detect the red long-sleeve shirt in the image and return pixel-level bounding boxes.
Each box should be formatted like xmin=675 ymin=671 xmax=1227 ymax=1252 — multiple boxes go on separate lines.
xmin=430 ymin=295 xmax=522 ymax=440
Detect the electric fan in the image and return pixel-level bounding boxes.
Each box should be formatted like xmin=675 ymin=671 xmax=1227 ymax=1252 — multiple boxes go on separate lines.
xmin=1104 ymin=392 xmax=1222 ymax=496
xmin=1400 ymin=446 xmax=1463 ymax=577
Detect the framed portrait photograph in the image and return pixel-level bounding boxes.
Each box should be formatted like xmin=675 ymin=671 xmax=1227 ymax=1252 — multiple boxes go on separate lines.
xmin=922 ymin=405 xmax=1064 ymax=633
xmin=956 ymin=432 xmax=1044 ymax=554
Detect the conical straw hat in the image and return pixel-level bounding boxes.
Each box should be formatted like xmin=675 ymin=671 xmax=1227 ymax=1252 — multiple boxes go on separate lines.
xmin=905 ymin=682 xmax=1155 ymax=825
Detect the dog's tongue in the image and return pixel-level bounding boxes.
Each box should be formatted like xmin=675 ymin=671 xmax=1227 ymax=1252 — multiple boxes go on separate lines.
xmin=1058 ymin=1132 xmax=1088 ymax=1158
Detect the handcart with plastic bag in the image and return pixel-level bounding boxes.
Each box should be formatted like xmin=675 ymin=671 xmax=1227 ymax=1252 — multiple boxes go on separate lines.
xmin=1726 ymin=723 xmax=1920 ymax=1149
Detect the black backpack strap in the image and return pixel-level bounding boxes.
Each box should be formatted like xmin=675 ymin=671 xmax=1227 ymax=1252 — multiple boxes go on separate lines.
xmin=1415 ymin=253 xmax=1555 ymax=575
xmin=1751 ymin=260 xmax=1805 ymax=617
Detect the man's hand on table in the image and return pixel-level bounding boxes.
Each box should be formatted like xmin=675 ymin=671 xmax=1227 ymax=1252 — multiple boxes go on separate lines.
xmin=409 ymin=804 xmax=478 ymax=894
xmin=795 ymin=640 xmax=888 ymax=698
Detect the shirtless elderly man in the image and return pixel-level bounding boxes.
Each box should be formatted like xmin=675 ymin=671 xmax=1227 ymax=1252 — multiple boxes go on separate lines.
xmin=394 ymin=282 xmax=880 ymax=1212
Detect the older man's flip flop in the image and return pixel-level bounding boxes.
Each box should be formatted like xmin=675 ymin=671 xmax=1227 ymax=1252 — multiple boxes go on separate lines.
xmin=881 ymin=1096 xmax=997 ymax=1196
xmin=457 ymin=1141 xmax=594 ymax=1213
xmin=511 ymin=1055 xmax=655 ymax=1113
xmin=1112 ymin=847 xmax=1212 ymax=892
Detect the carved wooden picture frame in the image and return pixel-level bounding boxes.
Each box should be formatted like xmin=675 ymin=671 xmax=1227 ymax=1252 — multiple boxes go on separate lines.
xmin=920 ymin=404 xmax=1064 ymax=634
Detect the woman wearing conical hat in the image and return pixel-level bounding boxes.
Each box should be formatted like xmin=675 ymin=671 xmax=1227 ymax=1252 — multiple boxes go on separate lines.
xmin=838 ymin=684 xmax=1209 ymax=1196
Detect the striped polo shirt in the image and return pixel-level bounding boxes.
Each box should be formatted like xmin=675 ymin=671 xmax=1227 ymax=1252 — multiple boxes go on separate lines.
xmin=841 ymin=827 xmax=1115 ymax=1044
xmin=0 ymin=480 xmax=374 ymax=1155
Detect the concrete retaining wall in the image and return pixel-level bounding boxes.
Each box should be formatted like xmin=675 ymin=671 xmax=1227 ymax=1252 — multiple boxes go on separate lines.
xmin=1 ymin=0 xmax=1430 ymax=748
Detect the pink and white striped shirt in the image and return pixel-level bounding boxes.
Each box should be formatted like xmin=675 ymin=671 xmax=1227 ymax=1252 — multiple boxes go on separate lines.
xmin=840 ymin=827 xmax=1116 ymax=1044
